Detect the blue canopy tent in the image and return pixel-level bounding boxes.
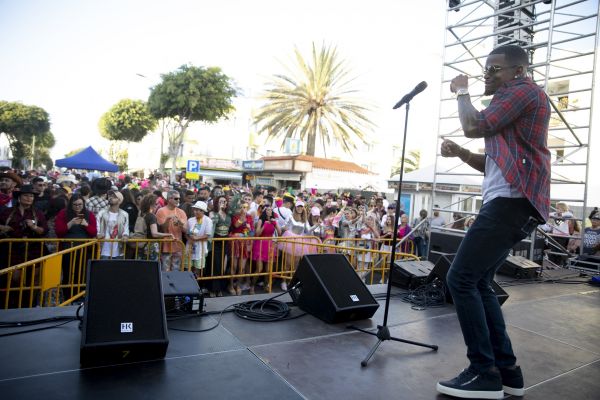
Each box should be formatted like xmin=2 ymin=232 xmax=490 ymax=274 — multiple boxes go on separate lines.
xmin=55 ymin=146 xmax=119 ymax=172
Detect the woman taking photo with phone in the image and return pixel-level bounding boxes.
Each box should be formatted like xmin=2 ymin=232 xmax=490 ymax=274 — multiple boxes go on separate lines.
xmin=54 ymin=193 xmax=97 ymax=300
xmin=55 ymin=193 xmax=97 ymax=240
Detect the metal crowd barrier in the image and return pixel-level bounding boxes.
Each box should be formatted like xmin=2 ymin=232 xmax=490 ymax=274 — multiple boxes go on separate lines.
xmin=0 ymin=236 xmax=417 ymax=309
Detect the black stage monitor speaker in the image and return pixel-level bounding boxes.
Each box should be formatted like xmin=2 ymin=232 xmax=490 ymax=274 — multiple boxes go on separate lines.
xmin=162 ymin=271 xmax=203 ymax=313
xmin=498 ymin=255 xmax=540 ymax=279
xmin=428 ymin=229 xmax=545 ymax=266
xmin=290 ymin=254 xmax=379 ymax=324
xmin=426 ymin=253 xmax=509 ymax=306
xmin=392 ymin=260 xmax=435 ymax=289
xmin=81 ymin=259 xmax=169 ymax=366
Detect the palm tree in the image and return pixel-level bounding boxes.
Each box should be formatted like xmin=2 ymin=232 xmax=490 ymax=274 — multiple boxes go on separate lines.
xmin=253 ymin=43 xmax=374 ymax=156
xmin=391 ymin=149 xmax=420 ymax=177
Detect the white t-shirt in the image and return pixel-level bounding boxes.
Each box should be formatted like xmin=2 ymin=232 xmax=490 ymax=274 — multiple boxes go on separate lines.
xmin=430 ymin=215 xmax=446 ymax=227
xmin=100 ymin=211 xmax=121 ymax=257
xmin=275 ymin=206 xmax=292 ymax=230
xmin=482 ymin=155 xmax=524 ymax=204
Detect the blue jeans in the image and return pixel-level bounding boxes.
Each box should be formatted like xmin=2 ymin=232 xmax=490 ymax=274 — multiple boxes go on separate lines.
xmin=414 ymin=236 xmax=428 ymax=258
xmin=446 ymin=197 xmax=539 ymax=372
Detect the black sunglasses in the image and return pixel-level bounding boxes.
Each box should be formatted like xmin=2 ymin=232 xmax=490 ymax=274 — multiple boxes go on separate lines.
xmin=483 ymin=64 xmax=519 ymax=75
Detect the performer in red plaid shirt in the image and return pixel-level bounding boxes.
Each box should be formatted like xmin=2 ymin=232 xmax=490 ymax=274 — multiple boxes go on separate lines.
xmin=436 ymin=45 xmax=550 ymax=399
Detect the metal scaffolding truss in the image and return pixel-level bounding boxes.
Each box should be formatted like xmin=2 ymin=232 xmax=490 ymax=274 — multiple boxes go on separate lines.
xmin=434 ymin=0 xmax=600 ymax=219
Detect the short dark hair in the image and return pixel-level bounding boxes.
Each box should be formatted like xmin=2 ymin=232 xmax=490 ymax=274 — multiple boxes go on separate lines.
xmin=490 ymin=44 xmax=529 ymax=67
xmin=79 ymin=184 xmax=91 ymax=197
xmin=140 ymin=194 xmax=157 ymax=215
xmin=31 ymin=177 xmax=44 ymax=184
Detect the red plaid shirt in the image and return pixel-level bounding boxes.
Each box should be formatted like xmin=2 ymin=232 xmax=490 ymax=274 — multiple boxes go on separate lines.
xmin=476 ymin=77 xmax=551 ymax=222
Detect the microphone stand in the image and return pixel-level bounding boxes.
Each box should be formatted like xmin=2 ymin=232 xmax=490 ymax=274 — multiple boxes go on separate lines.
xmin=348 ymin=101 xmax=438 ymax=367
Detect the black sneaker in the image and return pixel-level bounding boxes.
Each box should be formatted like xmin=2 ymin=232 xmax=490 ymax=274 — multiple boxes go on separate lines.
xmin=436 ymin=367 xmax=504 ymax=399
xmin=499 ymin=365 xmax=525 ymax=396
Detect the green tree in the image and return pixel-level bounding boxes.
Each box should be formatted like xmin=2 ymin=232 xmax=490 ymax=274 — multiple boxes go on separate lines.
xmin=98 ymin=99 xmax=157 ymax=142
xmin=0 ymin=101 xmax=54 ymax=168
xmin=102 ymin=143 xmax=128 ymax=172
xmin=391 ymin=149 xmax=420 ymax=177
xmin=64 ymin=147 xmax=86 ymax=157
xmin=253 ymin=42 xmax=375 ymax=156
xmin=147 ymin=65 xmax=237 ymax=180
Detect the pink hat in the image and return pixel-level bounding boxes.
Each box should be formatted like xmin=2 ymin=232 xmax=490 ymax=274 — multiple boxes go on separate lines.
xmin=295 ymin=200 xmax=305 ymax=207
xmin=310 ymin=206 xmax=321 ymax=216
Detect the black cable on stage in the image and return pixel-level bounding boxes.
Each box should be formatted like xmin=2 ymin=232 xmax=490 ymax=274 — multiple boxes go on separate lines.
xmin=399 ymin=280 xmax=447 ymax=311
xmin=0 ymin=318 xmax=77 ymax=338
xmin=0 ymin=303 xmax=83 ymax=338
xmin=167 ymin=284 xmax=306 ymax=333
xmin=0 ymin=303 xmax=83 ymax=329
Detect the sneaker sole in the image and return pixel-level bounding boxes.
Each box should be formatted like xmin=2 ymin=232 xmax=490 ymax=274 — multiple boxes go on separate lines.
xmin=436 ymin=383 xmax=504 ymax=399
xmin=503 ymin=385 xmax=525 ymax=396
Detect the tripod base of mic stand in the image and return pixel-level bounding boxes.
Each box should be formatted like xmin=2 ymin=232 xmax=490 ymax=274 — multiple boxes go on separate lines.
xmin=348 ymin=324 xmax=438 ymax=367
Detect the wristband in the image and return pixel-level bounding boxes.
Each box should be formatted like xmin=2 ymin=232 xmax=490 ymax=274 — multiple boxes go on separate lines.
xmin=456 ymin=88 xmax=470 ymax=98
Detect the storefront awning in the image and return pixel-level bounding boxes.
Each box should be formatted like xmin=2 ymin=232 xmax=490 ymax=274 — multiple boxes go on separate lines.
xmin=200 ymin=170 xmax=243 ymax=180
xmin=272 ymin=173 xmax=302 ymax=181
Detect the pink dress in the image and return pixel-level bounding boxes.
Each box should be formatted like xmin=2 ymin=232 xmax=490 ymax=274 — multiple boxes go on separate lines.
xmin=279 ymin=218 xmax=319 ymax=256
xmin=230 ymin=214 xmax=254 ymax=258
xmin=397 ymin=225 xmax=413 ymax=254
xmin=252 ymin=221 xmax=277 ymax=262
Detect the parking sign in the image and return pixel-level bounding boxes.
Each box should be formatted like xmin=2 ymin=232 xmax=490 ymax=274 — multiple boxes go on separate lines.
xmin=187 ymin=160 xmax=200 ymax=172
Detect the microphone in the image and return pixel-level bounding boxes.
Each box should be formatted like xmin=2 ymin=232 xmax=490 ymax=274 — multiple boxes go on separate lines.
xmin=392 ymin=81 xmax=428 ymax=109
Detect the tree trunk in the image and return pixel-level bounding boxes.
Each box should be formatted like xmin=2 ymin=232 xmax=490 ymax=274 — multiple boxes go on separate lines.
xmin=159 ymin=121 xmax=167 ymax=173
xmin=170 ymin=154 xmax=177 ymax=184
xmin=168 ymin=120 xmax=189 ymax=184
xmin=306 ymin=132 xmax=316 ymax=156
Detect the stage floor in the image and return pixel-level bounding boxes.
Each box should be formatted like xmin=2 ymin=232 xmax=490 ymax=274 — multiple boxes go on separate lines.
xmin=0 ymin=271 xmax=598 ymax=400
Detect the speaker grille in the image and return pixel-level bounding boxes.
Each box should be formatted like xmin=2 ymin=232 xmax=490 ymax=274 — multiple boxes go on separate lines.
xmin=307 ymin=254 xmax=373 ymax=308
xmin=85 ymin=260 xmax=166 ymax=343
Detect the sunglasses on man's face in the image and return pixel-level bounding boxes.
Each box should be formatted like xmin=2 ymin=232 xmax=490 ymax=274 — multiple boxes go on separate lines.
xmin=482 ymin=64 xmax=518 ymax=75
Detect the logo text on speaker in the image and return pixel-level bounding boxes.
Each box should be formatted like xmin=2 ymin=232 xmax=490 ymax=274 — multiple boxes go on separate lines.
xmin=120 ymin=322 xmax=133 ymax=333
xmin=350 ymin=295 xmax=359 ymax=302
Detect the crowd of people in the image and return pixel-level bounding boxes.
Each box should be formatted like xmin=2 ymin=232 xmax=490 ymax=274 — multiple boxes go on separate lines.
xmin=1 ymin=165 xmax=598 ymax=301
xmin=0 ymin=167 xmax=430 ymax=299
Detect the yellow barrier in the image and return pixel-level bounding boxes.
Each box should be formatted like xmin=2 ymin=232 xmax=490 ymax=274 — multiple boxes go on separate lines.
xmin=0 ymin=236 xmax=418 ymax=308
xmin=0 ymin=241 xmax=96 ymax=309
xmin=0 ymin=238 xmax=182 ymax=308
